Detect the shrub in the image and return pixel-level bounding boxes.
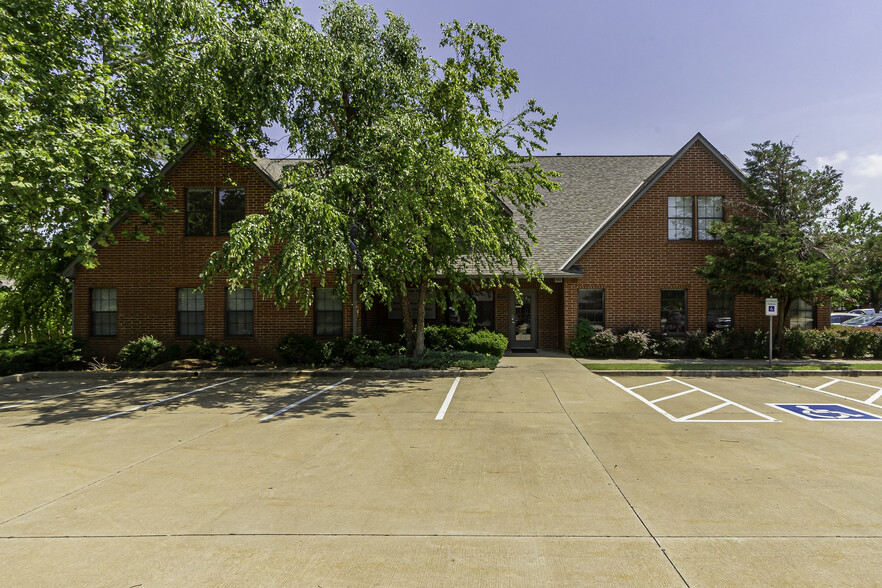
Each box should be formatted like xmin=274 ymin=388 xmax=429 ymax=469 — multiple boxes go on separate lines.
xmin=464 ymin=329 xmax=507 ymax=357
xmin=379 ymin=350 xmax=498 ymax=370
xmin=0 ymin=338 xmax=84 ymax=376
xmin=187 ymin=339 xmax=248 ymax=366
xmin=423 ymin=325 xmax=472 ymax=352
xmin=616 ymin=330 xmax=650 ymax=358
xmin=683 ymin=331 xmax=708 ymax=358
xmin=324 ymin=335 xmax=400 ymax=368
xmin=276 ymin=333 xmax=325 ymax=366
xmin=568 ymin=319 xmax=595 ymax=357
xmin=806 ymin=329 xmax=843 ymax=359
xmin=118 ymin=335 xmax=165 ymax=369
xmin=842 ymin=328 xmax=878 ymax=359
xmin=585 ymin=329 xmax=617 ymax=358
xmin=783 ymin=328 xmax=810 ymax=359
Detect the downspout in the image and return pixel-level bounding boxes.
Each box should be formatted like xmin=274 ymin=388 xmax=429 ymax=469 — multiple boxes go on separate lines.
xmin=70 ymin=279 xmax=75 ymax=336
xmin=352 ymin=277 xmax=359 ymax=336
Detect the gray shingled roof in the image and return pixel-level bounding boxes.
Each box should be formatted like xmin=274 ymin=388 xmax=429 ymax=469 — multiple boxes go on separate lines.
xmin=521 ymin=155 xmax=670 ymax=274
xmin=254 ymin=154 xmax=673 ymax=276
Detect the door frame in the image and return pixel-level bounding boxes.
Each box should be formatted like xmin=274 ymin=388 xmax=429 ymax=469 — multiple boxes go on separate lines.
xmin=509 ymin=289 xmax=538 ymax=349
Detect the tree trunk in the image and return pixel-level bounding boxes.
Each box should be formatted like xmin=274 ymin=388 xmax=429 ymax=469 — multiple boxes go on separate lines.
xmin=399 ymin=279 xmax=429 ymax=358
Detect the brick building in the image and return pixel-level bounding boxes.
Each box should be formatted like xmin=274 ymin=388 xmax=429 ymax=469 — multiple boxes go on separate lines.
xmin=62 ymin=133 xmax=828 ymax=357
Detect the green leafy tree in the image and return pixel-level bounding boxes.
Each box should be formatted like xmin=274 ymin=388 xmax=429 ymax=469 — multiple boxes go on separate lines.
xmin=202 ymin=1 xmax=559 ymax=357
xmin=0 ymin=0 xmax=309 ymax=339
xmin=696 ymin=140 xmax=843 ymax=347
xmin=829 ymin=196 xmax=882 ymax=310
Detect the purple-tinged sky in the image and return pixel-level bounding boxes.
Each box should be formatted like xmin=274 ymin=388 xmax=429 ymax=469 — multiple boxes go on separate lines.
xmin=279 ymin=0 xmax=882 ymax=211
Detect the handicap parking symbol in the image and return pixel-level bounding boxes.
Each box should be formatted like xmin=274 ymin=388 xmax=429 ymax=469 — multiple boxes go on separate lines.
xmin=768 ymin=403 xmax=882 ymax=421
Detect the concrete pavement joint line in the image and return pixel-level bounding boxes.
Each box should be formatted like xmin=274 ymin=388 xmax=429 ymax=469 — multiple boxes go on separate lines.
xmin=604 ymin=376 xmax=778 ymax=423
xmin=434 ymin=377 xmax=461 ymax=421
xmin=0 ymin=379 xmax=137 ymax=410
xmin=542 ymin=370 xmax=690 ymax=587
xmin=770 ymin=377 xmax=882 ymax=409
xmin=260 ymin=378 xmax=351 ymax=422
xmin=91 ymin=378 xmax=241 ymax=421
xmin=4 ymin=533 xmax=882 ymax=539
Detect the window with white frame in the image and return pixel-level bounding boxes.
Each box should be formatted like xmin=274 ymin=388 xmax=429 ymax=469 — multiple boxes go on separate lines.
xmin=226 ymin=288 xmax=253 ymax=336
xmin=177 ymin=288 xmax=204 ymax=337
xmin=91 ymin=288 xmax=117 ymax=336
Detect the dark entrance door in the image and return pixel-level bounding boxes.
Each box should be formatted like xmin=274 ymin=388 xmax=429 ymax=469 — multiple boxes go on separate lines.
xmin=509 ymin=289 xmax=538 ymax=349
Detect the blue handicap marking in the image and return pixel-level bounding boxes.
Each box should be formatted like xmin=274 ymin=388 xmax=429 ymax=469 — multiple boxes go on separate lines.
xmin=770 ymin=403 xmax=882 ymax=421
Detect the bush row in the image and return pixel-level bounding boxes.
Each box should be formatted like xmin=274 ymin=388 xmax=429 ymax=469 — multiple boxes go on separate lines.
xmin=568 ymin=319 xmax=882 ymax=360
xmin=0 ymin=338 xmax=84 ymax=376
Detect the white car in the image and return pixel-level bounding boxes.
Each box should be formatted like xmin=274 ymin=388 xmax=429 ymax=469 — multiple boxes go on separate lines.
xmin=848 ymin=308 xmax=876 ymax=315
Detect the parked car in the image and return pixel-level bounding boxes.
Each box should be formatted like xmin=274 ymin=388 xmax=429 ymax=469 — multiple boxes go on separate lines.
xmin=831 ymin=312 xmax=861 ymax=326
xmin=848 ymin=308 xmax=876 ymax=315
xmin=841 ymin=314 xmax=882 ymax=328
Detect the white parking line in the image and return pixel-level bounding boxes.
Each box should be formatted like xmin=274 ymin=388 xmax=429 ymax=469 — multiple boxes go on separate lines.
xmin=604 ymin=376 xmax=778 ymax=423
xmin=435 ymin=377 xmax=461 ymax=421
xmin=770 ymin=377 xmax=882 ymax=408
xmin=260 ymin=378 xmax=351 ymax=422
xmin=0 ymin=380 xmax=137 ymax=410
xmin=92 ymin=378 xmax=240 ymax=421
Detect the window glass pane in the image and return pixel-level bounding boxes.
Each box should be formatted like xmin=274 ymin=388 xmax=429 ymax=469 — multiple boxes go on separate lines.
xmin=697 ymin=196 xmax=723 ymax=240
xmin=577 ymin=289 xmax=604 ymax=329
xmin=186 ymin=188 xmax=213 ymax=236
xmin=226 ymin=288 xmax=254 ymax=336
xmin=707 ymin=290 xmax=733 ymax=331
xmin=177 ymin=288 xmax=204 ymax=336
xmin=218 ymin=188 xmax=245 ymax=235
xmin=790 ymin=298 xmax=814 ymax=330
xmin=316 ymin=287 xmax=343 ymax=337
xmin=667 ymin=196 xmax=693 ymax=240
xmin=661 ymin=289 xmax=687 ymax=333
xmin=446 ymin=291 xmax=494 ymax=330
xmin=91 ymin=288 xmax=117 ymax=336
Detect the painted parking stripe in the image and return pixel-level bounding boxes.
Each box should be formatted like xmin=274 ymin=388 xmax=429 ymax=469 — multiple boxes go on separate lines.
xmin=260 ymin=378 xmax=351 ymax=422
xmin=604 ymin=376 xmax=778 ymax=423
xmin=435 ymin=377 xmax=461 ymax=421
xmin=0 ymin=380 xmax=137 ymax=410
xmin=769 ymin=377 xmax=882 ymax=409
xmin=92 ymin=378 xmax=240 ymax=421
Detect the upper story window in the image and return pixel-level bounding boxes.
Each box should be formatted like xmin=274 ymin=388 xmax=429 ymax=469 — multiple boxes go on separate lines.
xmin=185 ymin=187 xmax=246 ymax=236
xmin=186 ymin=188 xmax=214 ymax=236
xmin=668 ymin=196 xmax=723 ymax=241
xmin=218 ymin=188 xmax=246 ymax=235
xmin=91 ymin=288 xmax=117 ymax=336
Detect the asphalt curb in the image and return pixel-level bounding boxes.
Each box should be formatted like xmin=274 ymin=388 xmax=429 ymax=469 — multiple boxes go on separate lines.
xmin=0 ymin=367 xmax=492 ymax=386
xmin=592 ymin=369 xmax=882 ymax=377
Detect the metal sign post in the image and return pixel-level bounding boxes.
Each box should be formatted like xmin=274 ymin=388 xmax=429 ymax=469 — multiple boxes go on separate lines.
xmin=765 ymin=298 xmax=778 ymax=367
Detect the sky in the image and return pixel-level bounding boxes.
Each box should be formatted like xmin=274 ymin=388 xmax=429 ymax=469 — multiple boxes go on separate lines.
xmin=281 ymin=0 xmax=882 ymax=211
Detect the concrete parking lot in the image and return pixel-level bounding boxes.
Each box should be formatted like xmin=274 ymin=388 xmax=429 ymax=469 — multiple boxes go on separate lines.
xmin=1 ymin=358 xmax=881 ymax=586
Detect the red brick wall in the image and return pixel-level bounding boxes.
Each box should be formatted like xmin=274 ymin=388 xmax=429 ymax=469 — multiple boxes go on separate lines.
xmin=561 ymin=141 xmax=784 ymax=348
xmin=72 ymin=146 xmax=354 ymax=359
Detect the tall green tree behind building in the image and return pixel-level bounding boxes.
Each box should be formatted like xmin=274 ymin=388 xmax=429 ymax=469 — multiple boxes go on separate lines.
xmin=696 ymin=140 xmax=843 ymax=346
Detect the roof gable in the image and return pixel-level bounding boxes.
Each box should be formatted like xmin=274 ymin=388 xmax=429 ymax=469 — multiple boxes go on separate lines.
xmin=558 ymin=133 xmax=745 ymax=271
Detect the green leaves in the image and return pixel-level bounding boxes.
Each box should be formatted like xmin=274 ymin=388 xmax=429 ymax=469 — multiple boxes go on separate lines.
xmin=201 ymin=0 xmax=558 ymax=356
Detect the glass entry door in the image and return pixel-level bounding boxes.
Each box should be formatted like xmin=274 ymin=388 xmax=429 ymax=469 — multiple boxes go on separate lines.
xmin=509 ymin=289 xmax=538 ymax=349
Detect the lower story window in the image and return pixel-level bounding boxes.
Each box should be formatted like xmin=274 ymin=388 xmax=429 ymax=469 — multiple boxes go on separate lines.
xmin=790 ymin=299 xmax=814 ymax=330
xmin=447 ymin=291 xmax=495 ymax=330
xmin=578 ymin=289 xmax=604 ymax=329
xmin=315 ymin=287 xmax=343 ymax=337
xmin=707 ymin=290 xmax=733 ymax=331
xmin=91 ymin=288 xmax=117 ymax=336
xmin=177 ymin=288 xmax=204 ymax=337
xmin=661 ymin=289 xmax=687 ymax=334
xmin=226 ymin=288 xmax=254 ymax=336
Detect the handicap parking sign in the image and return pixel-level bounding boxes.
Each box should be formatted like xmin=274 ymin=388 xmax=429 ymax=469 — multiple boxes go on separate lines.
xmin=768 ymin=403 xmax=882 ymax=421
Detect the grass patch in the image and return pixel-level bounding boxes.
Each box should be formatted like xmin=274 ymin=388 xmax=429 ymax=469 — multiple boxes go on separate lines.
xmin=582 ymin=362 xmax=882 ymax=371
